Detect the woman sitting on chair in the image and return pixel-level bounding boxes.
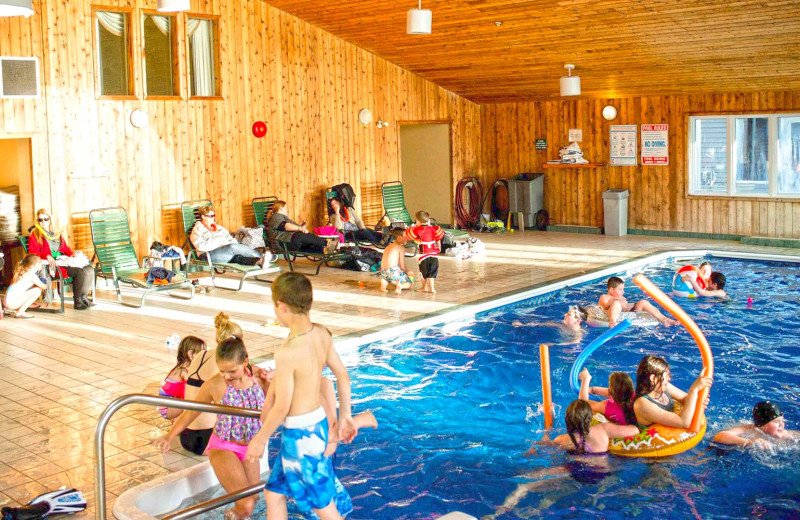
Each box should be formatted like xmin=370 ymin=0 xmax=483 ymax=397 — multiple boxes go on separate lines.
xmin=266 ymin=201 xmax=338 ymax=255
xmin=190 ymin=206 xmax=270 ymax=266
xmin=28 ymin=208 xmax=95 ymax=310
xmin=329 ymin=198 xmax=382 ymax=244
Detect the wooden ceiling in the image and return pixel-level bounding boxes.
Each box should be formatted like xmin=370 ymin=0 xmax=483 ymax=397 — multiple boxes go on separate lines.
xmin=260 ymin=0 xmax=800 ymax=103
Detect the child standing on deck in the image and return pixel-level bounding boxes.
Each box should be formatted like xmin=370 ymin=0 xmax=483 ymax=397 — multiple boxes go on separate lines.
xmin=405 ymin=210 xmax=444 ymax=293
xmin=246 ymin=272 xmax=355 ymax=519
xmin=379 ymin=229 xmax=414 ymax=294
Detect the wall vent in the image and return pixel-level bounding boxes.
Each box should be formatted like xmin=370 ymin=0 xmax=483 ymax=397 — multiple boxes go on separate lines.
xmin=0 ymin=57 xmax=39 ymax=98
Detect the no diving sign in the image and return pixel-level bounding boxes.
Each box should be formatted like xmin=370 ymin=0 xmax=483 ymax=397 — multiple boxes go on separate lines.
xmin=641 ymin=124 xmax=668 ymax=165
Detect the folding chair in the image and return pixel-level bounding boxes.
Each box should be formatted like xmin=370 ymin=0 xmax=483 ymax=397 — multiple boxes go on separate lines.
xmin=90 ymin=207 xmax=194 ymax=308
xmin=181 ymin=199 xmax=280 ymax=291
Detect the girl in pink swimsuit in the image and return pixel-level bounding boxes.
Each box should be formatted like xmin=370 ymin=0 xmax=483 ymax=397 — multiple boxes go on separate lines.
xmin=577 ymin=368 xmax=636 ymax=425
xmin=154 ymin=336 xmax=268 ymax=520
xmin=158 ymin=336 xmax=206 ymax=420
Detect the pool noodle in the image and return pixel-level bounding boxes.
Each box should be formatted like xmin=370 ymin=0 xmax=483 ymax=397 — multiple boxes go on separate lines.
xmin=633 ymin=274 xmax=713 ymax=433
xmin=569 ymin=318 xmax=633 ymax=393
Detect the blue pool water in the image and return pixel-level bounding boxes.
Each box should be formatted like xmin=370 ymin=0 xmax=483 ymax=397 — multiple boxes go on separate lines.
xmin=185 ymin=257 xmax=800 ymax=519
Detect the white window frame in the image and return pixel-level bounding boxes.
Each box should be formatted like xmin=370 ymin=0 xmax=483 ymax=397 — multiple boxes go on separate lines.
xmin=689 ymin=113 xmax=800 ymax=199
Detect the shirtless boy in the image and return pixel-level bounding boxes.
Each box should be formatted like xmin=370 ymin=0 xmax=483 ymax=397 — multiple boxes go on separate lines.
xmin=687 ymin=272 xmax=727 ymax=298
xmin=380 ymin=230 xmax=414 ymax=294
xmin=246 ymin=273 xmax=355 ymax=520
xmin=599 ymin=276 xmax=679 ymax=327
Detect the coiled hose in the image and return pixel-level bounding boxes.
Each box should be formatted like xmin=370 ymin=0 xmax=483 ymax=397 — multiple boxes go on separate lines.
xmin=455 ymin=177 xmax=484 ymax=230
xmin=482 ymin=179 xmax=509 ymax=225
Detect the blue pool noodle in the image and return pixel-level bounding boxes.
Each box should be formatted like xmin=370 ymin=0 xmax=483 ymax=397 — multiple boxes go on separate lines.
xmin=569 ymin=318 xmax=633 ymax=393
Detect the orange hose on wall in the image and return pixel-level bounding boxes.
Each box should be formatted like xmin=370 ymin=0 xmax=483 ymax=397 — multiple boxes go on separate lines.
xmin=633 ymin=274 xmax=713 ymax=433
xmin=539 ymin=343 xmax=553 ymax=430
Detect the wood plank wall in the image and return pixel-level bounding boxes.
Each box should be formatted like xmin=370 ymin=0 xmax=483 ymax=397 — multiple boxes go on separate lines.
xmin=0 ymin=0 xmax=482 ymax=256
xmin=481 ymin=93 xmax=800 ymax=238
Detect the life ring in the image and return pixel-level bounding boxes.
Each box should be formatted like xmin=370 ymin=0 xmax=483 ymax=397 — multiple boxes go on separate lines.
xmin=582 ymin=304 xmax=660 ymax=328
xmin=672 ymin=266 xmax=706 ymax=298
xmin=602 ymin=274 xmax=713 ymax=458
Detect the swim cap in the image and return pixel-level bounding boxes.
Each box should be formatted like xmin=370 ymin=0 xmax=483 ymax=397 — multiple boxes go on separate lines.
xmin=752 ymin=401 xmax=783 ymax=428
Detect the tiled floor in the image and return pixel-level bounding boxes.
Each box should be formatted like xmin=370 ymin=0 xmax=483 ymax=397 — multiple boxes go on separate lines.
xmin=1 ymin=231 xmax=798 ymax=518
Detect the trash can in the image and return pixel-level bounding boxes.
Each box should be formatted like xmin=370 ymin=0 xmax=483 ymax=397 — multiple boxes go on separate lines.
xmin=602 ymin=189 xmax=629 ymax=236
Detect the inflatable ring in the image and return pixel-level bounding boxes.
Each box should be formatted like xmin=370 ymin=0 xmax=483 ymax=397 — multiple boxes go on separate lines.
xmin=603 ymin=274 xmax=713 ymax=457
xmin=672 ymin=265 xmax=706 ymax=298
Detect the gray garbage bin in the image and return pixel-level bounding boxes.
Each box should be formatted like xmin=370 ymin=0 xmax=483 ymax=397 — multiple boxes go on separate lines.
xmin=602 ymin=189 xmax=629 ymax=236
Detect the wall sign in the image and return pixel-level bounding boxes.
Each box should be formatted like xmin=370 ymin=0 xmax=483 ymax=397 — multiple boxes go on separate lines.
xmin=535 ymin=139 xmax=547 ymax=150
xmin=641 ymin=124 xmax=669 ymax=165
xmin=568 ymin=128 xmax=582 ymax=142
xmin=610 ymin=125 xmax=637 ymax=166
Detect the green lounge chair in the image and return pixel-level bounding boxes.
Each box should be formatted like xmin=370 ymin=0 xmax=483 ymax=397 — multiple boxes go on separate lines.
xmin=181 ymin=199 xmax=280 ymax=290
xmin=380 ymin=180 xmax=470 ymax=241
xmin=18 ymin=234 xmax=89 ymax=313
xmin=90 ymin=207 xmax=194 ymax=308
xmin=252 ymin=196 xmax=350 ymax=276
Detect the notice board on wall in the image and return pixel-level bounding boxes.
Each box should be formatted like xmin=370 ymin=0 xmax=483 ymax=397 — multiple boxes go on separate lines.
xmin=641 ymin=124 xmax=669 ymax=165
xmin=610 ymin=125 xmax=637 ymax=166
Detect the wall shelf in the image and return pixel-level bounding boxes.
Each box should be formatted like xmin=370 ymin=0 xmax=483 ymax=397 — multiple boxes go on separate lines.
xmin=542 ymin=163 xmax=605 ymax=169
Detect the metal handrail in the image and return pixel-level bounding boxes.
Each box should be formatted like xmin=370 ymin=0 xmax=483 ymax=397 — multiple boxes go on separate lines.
xmin=159 ymin=482 xmax=266 ymax=520
xmin=94 ymin=394 xmax=262 ymax=520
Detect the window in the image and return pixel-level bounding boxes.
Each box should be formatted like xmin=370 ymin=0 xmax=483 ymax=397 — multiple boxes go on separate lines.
xmin=187 ymin=18 xmax=219 ymax=97
xmin=95 ymin=10 xmax=132 ymax=96
xmin=689 ymin=114 xmax=800 ymax=198
xmin=143 ymin=14 xmax=179 ymax=97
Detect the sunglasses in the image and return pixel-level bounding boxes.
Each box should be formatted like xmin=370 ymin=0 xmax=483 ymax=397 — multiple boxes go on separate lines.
xmin=38 ymin=217 xmax=50 ymax=222
xmin=203 ymin=213 xmax=216 ymax=218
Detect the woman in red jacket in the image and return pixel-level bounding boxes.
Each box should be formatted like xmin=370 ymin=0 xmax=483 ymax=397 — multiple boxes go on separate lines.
xmin=28 ymin=208 xmax=94 ymax=310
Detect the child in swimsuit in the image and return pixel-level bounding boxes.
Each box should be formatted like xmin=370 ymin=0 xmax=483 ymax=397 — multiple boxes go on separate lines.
xmin=154 ymin=336 xmax=268 ymax=520
xmin=405 ymin=210 xmax=445 ymax=294
xmin=714 ymin=401 xmax=799 ymax=448
xmin=577 ymin=368 xmax=636 ymax=425
xmin=158 ymin=336 xmax=207 ymax=420
xmin=551 ymin=400 xmax=639 ymax=454
xmin=633 ymin=355 xmax=712 ymax=429
xmin=246 ymin=272 xmax=356 ymax=519
xmin=380 ymin=229 xmax=414 ymax=294
xmin=599 ymin=276 xmax=679 ymax=327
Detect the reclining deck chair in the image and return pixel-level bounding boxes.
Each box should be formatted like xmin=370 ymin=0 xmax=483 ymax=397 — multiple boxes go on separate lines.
xmin=379 ymin=181 xmax=470 ymax=253
xmin=325 ymin=185 xmax=384 ymax=249
xmin=90 ymin=207 xmax=194 ymax=308
xmin=18 ymin=234 xmax=92 ymax=313
xmin=181 ymin=199 xmax=280 ymax=291
xmin=252 ymin=196 xmax=350 ymax=276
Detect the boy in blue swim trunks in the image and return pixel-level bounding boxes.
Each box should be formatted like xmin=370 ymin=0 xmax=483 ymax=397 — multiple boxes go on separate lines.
xmin=380 ymin=229 xmax=414 ymax=294
xmin=246 ymin=272 xmax=356 ymax=519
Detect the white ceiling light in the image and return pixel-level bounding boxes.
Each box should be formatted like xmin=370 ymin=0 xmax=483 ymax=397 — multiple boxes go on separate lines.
xmin=157 ymin=0 xmax=190 ymax=12
xmin=0 ymin=0 xmax=34 ymax=17
xmin=407 ymin=0 xmax=432 ymax=35
xmin=560 ymin=64 xmax=581 ymax=96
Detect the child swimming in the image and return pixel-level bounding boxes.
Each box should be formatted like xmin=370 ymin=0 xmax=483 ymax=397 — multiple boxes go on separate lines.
xmin=633 ymin=355 xmax=712 ymax=429
xmin=577 ymin=368 xmax=636 ymax=425
xmin=153 ymin=336 xmax=267 ymax=520
xmin=599 ymin=276 xmax=679 ymax=327
xmin=714 ymin=401 xmax=799 ymax=448
xmin=551 ymin=400 xmax=640 ymax=454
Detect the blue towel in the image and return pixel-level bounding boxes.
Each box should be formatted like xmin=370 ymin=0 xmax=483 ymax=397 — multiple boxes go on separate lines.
xmin=146 ymin=267 xmax=175 ymax=284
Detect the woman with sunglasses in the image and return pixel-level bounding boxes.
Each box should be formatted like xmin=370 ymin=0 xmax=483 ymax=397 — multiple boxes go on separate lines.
xmin=190 ymin=206 xmax=270 ymax=267
xmin=28 ymin=208 xmax=95 ymax=310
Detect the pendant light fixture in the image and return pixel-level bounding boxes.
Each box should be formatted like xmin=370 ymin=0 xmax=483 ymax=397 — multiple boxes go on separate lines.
xmin=560 ymin=64 xmax=581 ymax=96
xmin=157 ymin=0 xmax=190 ymax=12
xmin=407 ymin=0 xmax=432 ymax=35
xmin=0 ymin=0 xmax=34 ymax=17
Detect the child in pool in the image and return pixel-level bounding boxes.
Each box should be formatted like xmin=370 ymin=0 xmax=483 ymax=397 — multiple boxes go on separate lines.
xmin=153 ymin=336 xmax=267 ymax=520
xmin=687 ymin=271 xmax=727 ymax=298
xmin=3 ymin=254 xmax=47 ymax=319
xmin=599 ymin=276 xmax=679 ymax=327
xmin=633 ymin=355 xmax=712 ymax=429
xmin=379 ymin=229 xmax=414 ymax=294
xmin=157 ymin=336 xmax=207 ymax=420
xmin=246 ymin=272 xmax=356 ymax=519
xmin=577 ymin=368 xmax=636 ymax=425
xmin=713 ymin=401 xmax=799 ymax=447
xmin=551 ymin=400 xmax=639 ymax=454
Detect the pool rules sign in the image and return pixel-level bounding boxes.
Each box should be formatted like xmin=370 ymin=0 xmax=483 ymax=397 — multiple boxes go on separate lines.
xmin=641 ymin=124 xmax=669 ymax=165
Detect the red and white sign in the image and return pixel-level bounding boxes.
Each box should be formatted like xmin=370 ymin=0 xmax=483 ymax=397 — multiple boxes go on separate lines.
xmin=641 ymin=124 xmax=668 ymax=165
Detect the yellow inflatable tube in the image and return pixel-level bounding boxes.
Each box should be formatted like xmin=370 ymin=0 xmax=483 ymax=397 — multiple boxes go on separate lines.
xmin=606 ymin=273 xmax=713 ymax=457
